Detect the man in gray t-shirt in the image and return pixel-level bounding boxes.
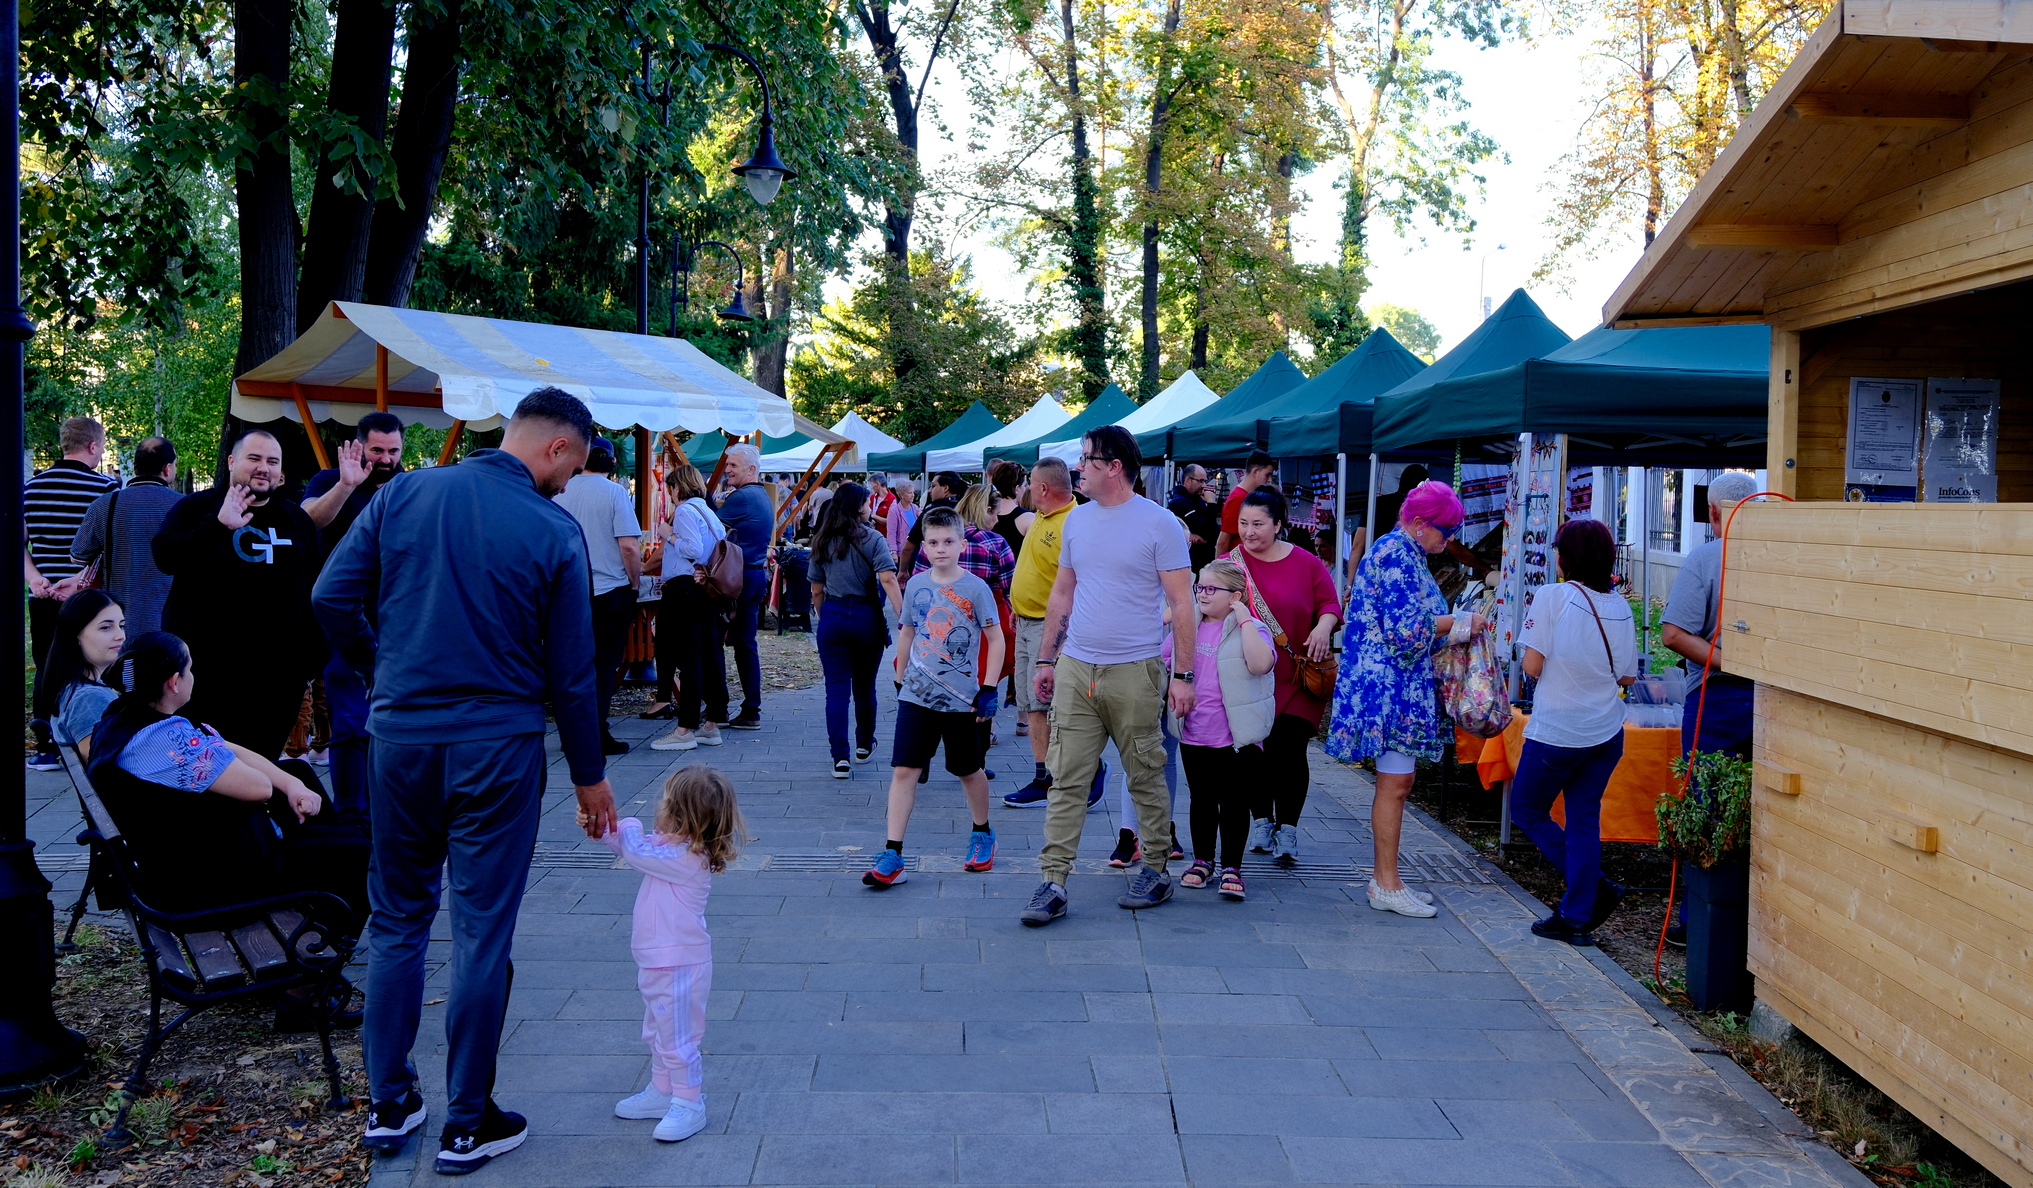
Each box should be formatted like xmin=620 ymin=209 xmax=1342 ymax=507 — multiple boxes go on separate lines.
xmin=1022 ymin=427 xmax=1196 ymax=925
xmin=1658 ymin=471 xmax=1759 ymax=943
xmin=552 ymin=440 xmax=642 ymax=750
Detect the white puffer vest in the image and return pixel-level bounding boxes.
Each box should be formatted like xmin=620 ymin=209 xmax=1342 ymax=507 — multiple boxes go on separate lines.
xmin=1213 ymin=614 xmax=1276 ymax=749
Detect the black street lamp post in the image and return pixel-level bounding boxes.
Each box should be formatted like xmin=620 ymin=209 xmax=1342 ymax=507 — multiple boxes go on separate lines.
xmin=670 ymin=238 xmax=755 ymax=331
xmin=0 ymin=0 xmax=90 ymax=1098
xmin=630 ymin=36 xmax=795 ymax=337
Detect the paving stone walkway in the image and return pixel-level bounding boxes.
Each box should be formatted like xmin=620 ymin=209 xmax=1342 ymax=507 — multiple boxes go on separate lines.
xmin=28 ymin=673 xmax=1869 ymax=1188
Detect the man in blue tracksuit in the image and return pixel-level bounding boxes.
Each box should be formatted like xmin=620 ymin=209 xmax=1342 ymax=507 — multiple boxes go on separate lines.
xmin=313 ymin=388 xmax=618 ymax=1175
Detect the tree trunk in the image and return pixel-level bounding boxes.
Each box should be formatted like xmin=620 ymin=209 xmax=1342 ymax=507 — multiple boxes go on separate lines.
xmin=1062 ymin=0 xmax=1108 ymax=399
xmin=1640 ymin=9 xmax=1663 ymax=248
xmin=232 ymin=0 xmax=298 ymax=380
xmin=296 ymin=0 xmax=398 ymax=333
xmin=1139 ymin=0 xmax=1182 ymax=401
xmin=362 ymin=0 xmax=464 ymax=308
xmin=1268 ymin=150 xmax=1294 ymax=339
xmin=752 ymin=242 xmax=793 ymax=397
xmin=855 ymin=0 xmax=919 ymax=271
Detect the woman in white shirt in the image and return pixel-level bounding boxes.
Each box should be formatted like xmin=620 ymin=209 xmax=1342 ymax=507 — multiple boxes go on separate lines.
xmin=1511 ymin=517 xmax=1637 ymax=947
xmin=649 ymin=462 xmax=732 ymax=751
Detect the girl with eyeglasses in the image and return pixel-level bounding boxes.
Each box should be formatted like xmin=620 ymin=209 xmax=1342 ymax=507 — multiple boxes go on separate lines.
xmin=1169 ymin=561 xmax=1276 ymax=899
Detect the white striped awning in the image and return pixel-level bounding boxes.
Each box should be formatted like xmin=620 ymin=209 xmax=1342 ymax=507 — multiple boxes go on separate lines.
xmin=231 ymin=301 xmax=810 ymax=439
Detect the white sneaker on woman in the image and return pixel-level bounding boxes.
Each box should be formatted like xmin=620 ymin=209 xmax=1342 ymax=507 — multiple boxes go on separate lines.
xmin=1246 ymin=818 xmax=1274 ymax=853
xmin=1367 ymin=879 xmax=1438 ymax=918
xmin=651 ymin=725 xmax=698 ymax=751
xmin=1365 ymin=877 xmax=1435 ymax=906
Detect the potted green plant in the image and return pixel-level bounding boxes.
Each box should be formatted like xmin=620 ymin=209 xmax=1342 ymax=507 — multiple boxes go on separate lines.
xmin=1657 ymin=751 xmax=1754 ymax=1013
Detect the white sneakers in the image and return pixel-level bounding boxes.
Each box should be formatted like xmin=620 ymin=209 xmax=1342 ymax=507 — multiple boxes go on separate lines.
xmin=616 ymin=1086 xmax=707 ymax=1142
xmin=650 ymin=725 xmax=698 ymax=751
xmin=1367 ymin=878 xmax=1438 ymax=917
xmin=614 ymin=1085 xmax=669 ymax=1119
xmin=654 ymin=1096 xmax=707 ymax=1142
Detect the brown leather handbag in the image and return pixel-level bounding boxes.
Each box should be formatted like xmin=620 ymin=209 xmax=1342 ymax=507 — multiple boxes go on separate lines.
xmin=1235 ymin=550 xmax=1338 ymax=700
xmin=700 ymin=527 xmax=746 ymax=602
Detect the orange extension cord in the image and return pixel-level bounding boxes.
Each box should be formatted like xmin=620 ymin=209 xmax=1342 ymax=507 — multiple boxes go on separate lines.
xmin=1653 ymin=489 xmax=1796 ymax=991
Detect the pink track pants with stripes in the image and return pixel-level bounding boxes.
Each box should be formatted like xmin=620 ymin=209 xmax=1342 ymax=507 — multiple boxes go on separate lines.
xmin=637 ymin=962 xmax=710 ymax=1100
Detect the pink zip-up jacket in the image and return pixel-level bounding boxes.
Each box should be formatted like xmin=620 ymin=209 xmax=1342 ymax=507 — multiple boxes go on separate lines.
xmin=599 ymin=818 xmax=713 ymax=967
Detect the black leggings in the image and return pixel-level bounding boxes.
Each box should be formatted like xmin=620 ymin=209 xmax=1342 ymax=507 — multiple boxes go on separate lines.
xmin=1181 ymin=742 xmax=1261 ymax=870
xmin=1251 ymin=714 xmax=1316 ymax=827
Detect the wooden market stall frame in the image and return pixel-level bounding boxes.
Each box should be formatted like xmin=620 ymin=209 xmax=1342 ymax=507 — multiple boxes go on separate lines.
xmin=1604 ymin=5 xmax=2033 ymax=1184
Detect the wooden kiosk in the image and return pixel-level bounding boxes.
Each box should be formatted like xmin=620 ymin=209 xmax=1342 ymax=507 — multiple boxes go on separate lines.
xmin=1605 ymin=5 xmax=2032 ymax=1183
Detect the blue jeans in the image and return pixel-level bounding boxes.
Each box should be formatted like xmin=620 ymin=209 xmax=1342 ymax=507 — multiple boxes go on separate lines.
xmin=323 ymin=655 xmax=370 ymax=819
xmin=363 ymin=732 xmax=545 ymax=1131
xmin=1681 ymin=678 xmax=1754 ymax=760
xmin=816 ymin=597 xmax=886 ymax=761
xmin=1678 ymin=679 xmax=1754 ymax=927
xmin=729 ymin=566 xmax=768 ymax=717
xmin=1508 ymin=732 xmax=1625 ymax=926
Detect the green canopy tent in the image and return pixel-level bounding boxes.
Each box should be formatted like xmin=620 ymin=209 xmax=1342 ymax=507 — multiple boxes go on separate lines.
xmin=981 ymin=384 xmax=1139 ymax=468
xmin=1369 ymin=289 xmax=1573 ymax=434
xmin=683 ymin=427 xmax=808 ymax=467
xmin=865 ymin=401 xmax=1006 ymax=473
xmin=1172 ymin=327 xmax=1428 ymax=462
xmin=1137 ymin=351 xmax=1307 ymax=461
xmin=683 ymin=430 xmax=728 ymax=465
xmin=1370 ymin=323 xmax=1771 ymax=466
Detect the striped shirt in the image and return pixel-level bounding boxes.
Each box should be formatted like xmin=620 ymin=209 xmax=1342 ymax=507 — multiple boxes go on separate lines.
xmin=25 ymin=460 xmax=118 ymax=584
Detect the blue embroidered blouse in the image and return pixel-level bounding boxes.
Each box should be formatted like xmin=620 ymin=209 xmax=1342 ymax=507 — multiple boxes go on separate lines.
xmin=1324 ymin=527 xmax=1451 ymax=763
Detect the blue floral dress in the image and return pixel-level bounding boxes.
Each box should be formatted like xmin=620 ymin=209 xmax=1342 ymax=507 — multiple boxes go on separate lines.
xmin=1324 ymin=527 xmax=1451 ymax=763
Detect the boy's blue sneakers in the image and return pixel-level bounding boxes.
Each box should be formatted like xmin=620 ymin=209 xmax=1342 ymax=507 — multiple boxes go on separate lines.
xmin=862 ymin=848 xmax=909 ymax=889
xmin=1085 ymin=761 xmax=1110 ymax=808
xmin=963 ymin=827 xmax=996 ymax=872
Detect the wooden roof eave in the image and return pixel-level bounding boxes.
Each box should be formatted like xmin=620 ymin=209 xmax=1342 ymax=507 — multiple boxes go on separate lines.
xmin=1604 ymin=9 xmax=1850 ymax=329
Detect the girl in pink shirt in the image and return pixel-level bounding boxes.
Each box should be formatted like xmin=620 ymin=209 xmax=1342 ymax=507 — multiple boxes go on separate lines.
xmin=601 ymin=766 xmax=746 ymax=1143
xmin=1166 ymin=560 xmax=1276 ymax=900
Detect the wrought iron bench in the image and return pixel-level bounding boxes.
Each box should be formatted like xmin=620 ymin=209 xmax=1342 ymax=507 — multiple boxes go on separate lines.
xmin=63 ymin=760 xmax=357 ymax=1147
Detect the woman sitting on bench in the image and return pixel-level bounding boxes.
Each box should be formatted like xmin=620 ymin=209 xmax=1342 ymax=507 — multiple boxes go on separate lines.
xmin=36 ymin=588 xmax=126 ymax=759
xmin=86 ymin=632 xmax=371 ymax=930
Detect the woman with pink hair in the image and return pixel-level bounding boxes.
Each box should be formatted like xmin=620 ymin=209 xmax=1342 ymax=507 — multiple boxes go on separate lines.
xmin=1325 ymin=479 xmax=1488 ymax=917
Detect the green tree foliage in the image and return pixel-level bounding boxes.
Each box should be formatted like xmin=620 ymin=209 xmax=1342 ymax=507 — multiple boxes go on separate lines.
xmin=1369 ymin=302 xmax=1440 ymax=361
xmin=26 ymin=300 xmax=241 ymax=468
xmin=790 ymin=251 xmax=1047 ymax=442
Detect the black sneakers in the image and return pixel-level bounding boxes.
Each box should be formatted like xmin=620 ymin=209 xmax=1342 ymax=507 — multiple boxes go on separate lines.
xmin=363 ymin=1089 xmax=426 ymax=1153
xmin=725 ymin=711 xmax=763 ymax=730
xmin=1585 ymin=877 xmax=1626 ymax=933
xmin=434 ymin=1101 xmax=527 ymax=1175
xmin=1530 ymin=915 xmax=1596 ymax=947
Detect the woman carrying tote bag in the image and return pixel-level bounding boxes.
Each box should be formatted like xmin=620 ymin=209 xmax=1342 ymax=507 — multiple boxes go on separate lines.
xmin=1508 ymin=517 xmax=1638 ymax=946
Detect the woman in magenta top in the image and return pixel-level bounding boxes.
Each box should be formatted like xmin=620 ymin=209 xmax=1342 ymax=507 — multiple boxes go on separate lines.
xmin=1225 ymin=486 xmax=1340 ymax=865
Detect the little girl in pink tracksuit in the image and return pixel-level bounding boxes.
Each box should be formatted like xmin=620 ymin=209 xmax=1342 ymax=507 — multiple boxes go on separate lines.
xmin=601 ymin=765 xmax=746 ymax=1143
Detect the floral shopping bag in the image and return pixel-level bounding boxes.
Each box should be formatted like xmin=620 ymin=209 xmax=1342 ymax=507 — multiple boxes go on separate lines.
xmin=1435 ymin=630 xmax=1513 ymax=739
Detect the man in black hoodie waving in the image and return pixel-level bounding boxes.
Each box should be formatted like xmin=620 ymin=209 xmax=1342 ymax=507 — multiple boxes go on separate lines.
xmin=153 ymin=426 xmax=325 ymax=758
xmin=313 ymin=387 xmax=616 ymax=1175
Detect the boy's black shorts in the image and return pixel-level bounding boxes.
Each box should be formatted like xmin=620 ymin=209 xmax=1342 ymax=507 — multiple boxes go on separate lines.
xmin=891 ymin=700 xmax=986 ymax=777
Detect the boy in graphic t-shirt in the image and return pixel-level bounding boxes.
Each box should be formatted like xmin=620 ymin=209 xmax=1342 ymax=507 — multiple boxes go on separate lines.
xmin=863 ymin=509 xmax=1005 ymax=889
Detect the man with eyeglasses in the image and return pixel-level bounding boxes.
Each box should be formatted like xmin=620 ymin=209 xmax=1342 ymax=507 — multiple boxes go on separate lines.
xmin=1019 ymin=426 xmax=1197 ymax=925
xmin=1167 ymin=464 xmax=1218 ymax=572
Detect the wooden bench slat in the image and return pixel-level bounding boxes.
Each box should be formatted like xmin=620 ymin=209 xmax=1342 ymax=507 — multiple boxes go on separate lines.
xmin=231 ymin=921 xmax=293 ymax=982
xmin=146 ymin=923 xmax=198 ymax=991
xmin=185 ymin=930 xmax=247 ymax=989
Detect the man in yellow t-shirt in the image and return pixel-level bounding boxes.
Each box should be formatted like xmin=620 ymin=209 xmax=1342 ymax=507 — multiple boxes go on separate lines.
xmin=1002 ymin=457 xmax=1078 ymax=806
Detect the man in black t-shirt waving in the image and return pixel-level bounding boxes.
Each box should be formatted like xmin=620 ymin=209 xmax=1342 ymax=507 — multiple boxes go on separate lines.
xmin=154 ymin=427 xmax=326 ymax=758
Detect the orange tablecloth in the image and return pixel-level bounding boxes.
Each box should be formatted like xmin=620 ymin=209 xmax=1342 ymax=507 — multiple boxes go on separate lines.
xmin=1454 ymin=712 xmax=1679 ymax=843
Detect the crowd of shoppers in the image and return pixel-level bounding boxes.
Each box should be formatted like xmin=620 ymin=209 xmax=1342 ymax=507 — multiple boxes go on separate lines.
xmin=25 ymin=384 xmax=1712 ymax=1172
